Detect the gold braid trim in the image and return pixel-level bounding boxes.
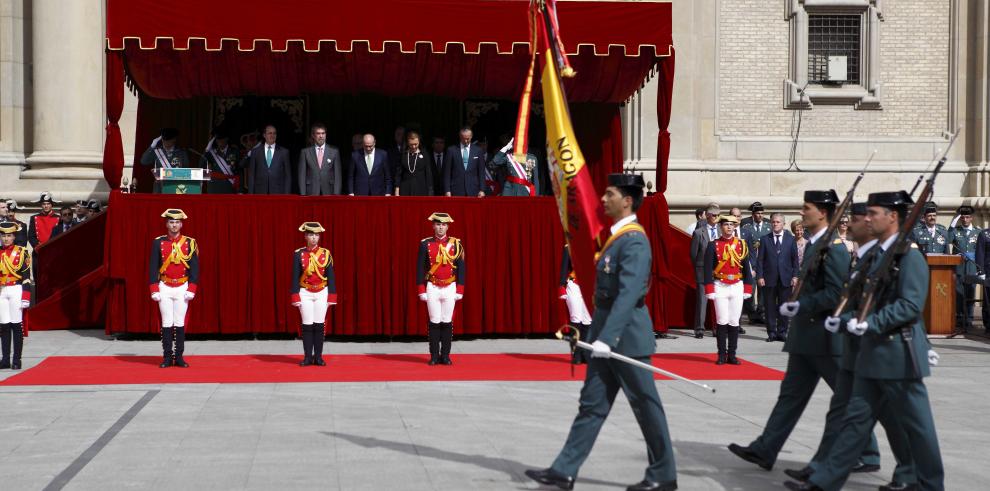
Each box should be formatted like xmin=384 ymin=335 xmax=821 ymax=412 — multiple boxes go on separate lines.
xmin=158 ymin=237 xmax=196 ymax=276
xmin=0 ymin=246 xmax=28 ymax=281
xmin=714 ymin=237 xmax=748 ymax=275
xmin=300 ymin=247 xmax=332 ymax=288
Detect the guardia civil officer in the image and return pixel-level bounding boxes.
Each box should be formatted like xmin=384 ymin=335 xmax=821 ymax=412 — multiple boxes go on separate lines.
xmin=0 ymin=221 xmax=31 ymax=369
xmin=149 ymin=209 xmax=199 ymax=368
xmin=417 ymin=213 xmax=465 ymax=365
xmin=912 ymin=202 xmax=948 ymax=254
xmin=526 ymin=174 xmax=677 ymax=491
xmin=290 ymin=222 xmax=337 ymax=366
xmin=948 ymin=205 xmax=980 ymax=333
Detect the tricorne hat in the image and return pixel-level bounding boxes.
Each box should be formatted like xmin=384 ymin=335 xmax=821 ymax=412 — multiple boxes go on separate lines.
xmin=299 ymin=222 xmax=325 ymax=233
xmin=161 ymin=208 xmax=187 ymax=220
xmin=35 ymin=192 xmax=59 ymax=204
xmin=0 ymin=221 xmax=22 ymax=234
xmin=427 ymin=212 xmax=454 ymax=223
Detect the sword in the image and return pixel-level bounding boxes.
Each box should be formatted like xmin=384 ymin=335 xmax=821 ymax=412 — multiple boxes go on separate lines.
xmin=556 ymin=327 xmax=717 ymax=393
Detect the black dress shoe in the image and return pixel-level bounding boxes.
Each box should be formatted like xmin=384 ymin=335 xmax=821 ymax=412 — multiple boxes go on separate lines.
xmin=879 ymin=481 xmax=917 ymax=491
xmin=524 ymin=468 xmax=574 ymax=490
xmin=784 ymin=480 xmax=822 ymax=491
xmin=738 ymin=327 xmax=747 ymax=334
xmin=784 ymin=467 xmax=813 ymax=482
xmin=777 ymin=334 xmax=787 ymax=342
xmin=440 ymin=358 xmax=453 ymax=365
xmin=11 ymin=361 xmax=20 ymax=370
xmin=159 ymin=360 xmax=171 ymax=368
xmin=694 ymin=330 xmax=704 ymax=339
xmin=627 ymin=479 xmax=677 ymax=491
xmin=715 ymin=355 xmax=726 ymax=365
xmin=428 ymin=359 xmax=438 ymax=366
xmin=314 ymin=358 xmax=326 ymax=366
xmin=0 ymin=361 xmax=9 ymax=369
xmin=174 ymin=360 xmax=190 ymax=368
xmin=727 ymin=356 xmax=741 ymax=365
xmin=727 ymin=443 xmax=772 ymax=470
xmin=299 ymin=358 xmax=312 ymax=367
xmin=766 ymin=337 xmax=774 ymax=342
xmin=850 ymin=461 xmax=880 ymax=473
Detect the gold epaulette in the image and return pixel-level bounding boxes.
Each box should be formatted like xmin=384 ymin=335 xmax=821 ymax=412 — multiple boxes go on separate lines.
xmin=295 ymin=247 xmax=306 ymax=253
xmin=421 ymin=236 xmax=433 ymax=243
xmin=156 ymin=235 xmax=167 ymax=240
xmin=910 ymin=243 xmax=919 ymax=249
xmin=833 ymin=238 xmax=843 ymax=244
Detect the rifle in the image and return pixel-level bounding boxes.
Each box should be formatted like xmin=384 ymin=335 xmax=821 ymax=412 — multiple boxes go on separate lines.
xmin=908 ymin=148 xmax=942 ymax=196
xmin=854 ymin=132 xmax=959 ymax=326
xmin=788 ymin=150 xmax=877 ymax=302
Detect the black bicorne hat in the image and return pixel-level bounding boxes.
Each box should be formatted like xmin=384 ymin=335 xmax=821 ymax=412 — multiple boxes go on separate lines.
xmin=803 ymin=190 xmax=840 ymax=205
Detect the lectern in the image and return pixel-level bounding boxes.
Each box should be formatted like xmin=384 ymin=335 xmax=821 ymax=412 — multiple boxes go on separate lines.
xmin=923 ymin=254 xmax=962 ymax=335
xmin=154 ymin=168 xmax=209 ymax=194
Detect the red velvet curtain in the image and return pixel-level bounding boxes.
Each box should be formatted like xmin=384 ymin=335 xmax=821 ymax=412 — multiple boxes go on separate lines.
xmin=655 ymin=50 xmax=676 ymax=193
xmin=570 ymin=104 xmax=624 ymax=195
xmin=103 ymin=52 xmax=125 ymax=189
xmin=104 ymin=193 xmax=676 ymax=335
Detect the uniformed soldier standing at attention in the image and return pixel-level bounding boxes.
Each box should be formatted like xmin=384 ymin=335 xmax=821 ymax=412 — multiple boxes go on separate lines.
xmin=526 ymin=174 xmax=677 ymax=491
xmin=0 ymin=221 xmax=31 ymax=370
xmin=140 ymin=128 xmax=191 ymax=193
xmin=948 ymin=205 xmax=980 ymax=333
xmin=149 ymin=209 xmax=199 ymax=368
xmin=559 ymin=244 xmax=592 ymax=364
xmin=729 ymin=190 xmax=880 ymax=473
xmin=200 ymin=129 xmax=242 ymax=194
xmin=912 ymin=202 xmax=948 ymax=254
xmin=417 ymin=213 xmax=465 ymax=365
xmin=27 ymin=192 xmax=60 ymax=248
xmin=741 ymin=202 xmax=771 ymax=325
xmin=785 ymin=202 xmax=916 ymax=490
xmin=1 ymin=200 xmax=29 ymax=247
xmin=290 ymin=222 xmax=337 ymax=366
xmin=703 ymin=214 xmax=753 ymax=365
xmin=787 ymin=191 xmax=943 ymax=491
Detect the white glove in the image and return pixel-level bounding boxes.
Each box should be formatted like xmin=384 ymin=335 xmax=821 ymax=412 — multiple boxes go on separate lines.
xmin=846 ymin=317 xmax=868 ymax=336
xmin=418 ymin=293 xmax=428 ymax=302
xmin=742 ymin=293 xmax=752 ymax=300
xmin=454 ymin=293 xmax=464 ymax=301
xmin=927 ymin=349 xmax=940 ymax=367
xmin=590 ymin=340 xmax=612 ymax=358
xmin=780 ymin=301 xmax=800 ymax=317
xmin=824 ymin=316 xmax=841 ymax=333
xmin=559 ymin=293 xmax=568 ymax=300
xmin=291 ymin=301 xmax=301 ymax=307
xmin=329 ymin=301 xmax=337 ymax=306
xmin=21 ymin=300 xmax=30 ymax=309
xmin=184 ymin=291 xmax=195 ymax=301
xmin=705 ymin=293 xmax=716 ymax=300
xmin=151 ymin=292 xmax=162 ymax=302
xmin=981 ymin=274 xmax=987 ymax=282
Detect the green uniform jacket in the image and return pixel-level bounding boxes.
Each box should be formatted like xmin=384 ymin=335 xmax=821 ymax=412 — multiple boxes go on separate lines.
xmin=837 ymin=245 xmax=880 ymax=371
xmin=588 ymin=221 xmax=655 ymax=358
xmin=784 ymin=235 xmax=851 ymax=356
xmin=948 ymin=225 xmax=981 ymax=276
xmin=912 ymin=223 xmax=949 ymax=254
xmin=855 ymin=247 xmax=931 ymax=379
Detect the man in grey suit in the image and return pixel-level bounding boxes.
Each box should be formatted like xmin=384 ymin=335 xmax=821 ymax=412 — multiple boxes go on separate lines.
xmin=298 ymin=122 xmax=343 ymax=196
xmin=245 ymin=125 xmax=292 ymax=195
xmin=690 ymin=204 xmax=721 ymax=339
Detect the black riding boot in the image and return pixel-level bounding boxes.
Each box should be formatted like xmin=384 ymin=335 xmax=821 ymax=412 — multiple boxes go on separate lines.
xmin=0 ymin=323 xmax=10 ymax=368
xmin=173 ymin=326 xmax=188 ymax=367
xmin=160 ymin=326 xmax=174 ymax=368
xmin=427 ymin=322 xmax=440 ymax=365
xmin=571 ymin=323 xmax=589 ymax=364
xmin=11 ymin=323 xmax=23 ymax=369
xmin=440 ymin=322 xmax=453 ymax=365
xmin=299 ymin=324 xmax=314 ymax=366
xmin=313 ymin=323 xmax=326 ymax=366
xmin=715 ymin=325 xmax=727 ymax=365
xmin=727 ymin=325 xmax=741 ymax=365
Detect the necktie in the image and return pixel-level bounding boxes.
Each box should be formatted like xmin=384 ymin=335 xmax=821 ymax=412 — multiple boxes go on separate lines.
xmin=436 ymin=153 xmax=442 ymax=170
xmin=710 ymin=227 xmax=717 ymax=240
xmin=265 ymin=146 xmax=273 ymax=167
xmin=366 ymin=152 xmax=374 ymax=173
xmin=316 ymin=146 xmax=324 ymax=169
xmin=775 ymin=235 xmax=781 ymax=247
xmin=462 ymin=146 xmax=469 ymax=170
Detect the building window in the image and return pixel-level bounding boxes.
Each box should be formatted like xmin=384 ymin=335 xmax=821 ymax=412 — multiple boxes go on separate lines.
xmin=784 ymin=1 xmax=882 ymax=110
xmin=807 ymin=15 xmax=861 ymax=85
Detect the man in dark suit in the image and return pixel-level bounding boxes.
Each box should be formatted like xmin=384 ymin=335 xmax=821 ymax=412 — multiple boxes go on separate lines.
xmin=245 ymin=125 xmax=291 ymax=195
xmin=298 ymin=122 xmax=343 ymax=196
xmin=756 ymin=212 xmax=799 ymax=342
xmin=49 ymin=206 xmax=75 ymax=239
xmin=690 ymin=204 xmax=721 ymax=339
xmin=443 ymin=126 xmax=487 ymax=197
xmin=349 ymin=134 xmax=392 ymax=196
xmin=430 ymin=136 xmax=447 ymax=196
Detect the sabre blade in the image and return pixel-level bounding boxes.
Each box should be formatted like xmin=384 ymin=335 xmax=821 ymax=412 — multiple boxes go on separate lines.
xmin=573 ymin=340 xmax=717 ymax=393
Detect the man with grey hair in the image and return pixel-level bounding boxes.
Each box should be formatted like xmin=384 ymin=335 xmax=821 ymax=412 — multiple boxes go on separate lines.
xmin=756 ymin=212 xmax=798 ymax=341
xmin=690 ymin=203 xmax=721 ymax=338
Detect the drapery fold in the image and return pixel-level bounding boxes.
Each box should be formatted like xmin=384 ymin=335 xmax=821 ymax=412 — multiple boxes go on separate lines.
xmin=102 ymin=52 xmax=125 ymax=188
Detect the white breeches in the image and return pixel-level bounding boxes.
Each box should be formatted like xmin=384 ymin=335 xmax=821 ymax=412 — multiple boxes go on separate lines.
xmin=298 ymin=288 xmax=329 ymax=324
xmin=426 ymin=283 xmax=457 ymax=323
xmin=0 ymin=285 xmax=23 ymax=323
xmin=712 ymin=281 xmax=744 ymax=327
xmin=564 ymin=280 xmax=592 ymax=324
xmin=157 ymin=282 xmax=189 ymax=328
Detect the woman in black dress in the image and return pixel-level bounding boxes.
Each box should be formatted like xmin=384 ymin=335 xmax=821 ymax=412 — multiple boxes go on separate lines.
xmin=393 ymin=131 xmax=434 ymax=196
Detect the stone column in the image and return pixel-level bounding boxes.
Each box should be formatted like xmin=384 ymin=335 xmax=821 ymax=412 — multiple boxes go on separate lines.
xmin=24 ymin=0 xmax=104 ymax=176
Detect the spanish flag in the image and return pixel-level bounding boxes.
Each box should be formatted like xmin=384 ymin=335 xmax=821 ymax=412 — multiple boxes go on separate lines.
xmin=541 ymin=47 xmax=607 ymax=311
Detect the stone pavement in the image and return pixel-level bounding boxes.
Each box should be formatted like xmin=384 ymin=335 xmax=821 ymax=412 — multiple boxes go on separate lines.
xmin=0 ymin=327 xmax=985 ymax=490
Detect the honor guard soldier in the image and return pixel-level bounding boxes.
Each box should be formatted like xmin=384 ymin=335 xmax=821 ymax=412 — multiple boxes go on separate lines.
xmin=559 ymin=244 xmax=592 ymax=364
xmin=201 ymin=129 xmax=242 ymax=194
xmin=417 ymin=213 xmax=465 ymax=365
xmin=741 ymin=202 xmax=771 ymax=325
xmin=28 ymin=192 xmax=60 ymax=248
xmin=730 ymin=190 xmax=881 ymax=474
xmin=526 ymin=174 xmax=677 ymax=491
xmin=703 ymin=214 xmax=753 ymax=365
xmin=140 ymin=128 xmax=191 ymax=193
xmin=912 ymin=202 xmax=948 ymax=254
xmin=0 ymin=221 xmax=31 ymax=369
xmin=788 ymin=191 xmax=943 ymax=491
xmin=149 ymin=209 xmax=199 ymax=368
xmin=290 ymin=222 xmax=337 ymax=366
xmin=948 ymin=205 xmax=980 ymax=333
xmin=1 ymin=200 xmax=29 ymax=247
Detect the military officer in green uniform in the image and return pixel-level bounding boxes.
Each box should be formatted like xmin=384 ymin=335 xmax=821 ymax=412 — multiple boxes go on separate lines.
xmin=526 ymin=174 xmax=677 ymax=491
xmin=785 ymin=202 xmax=916 ymax=490
xmin=490 ymin=139 xmax=541 ymax=196
xmin=728 ymin=190 xmax=880 ymax=473
xmin=787 ymin=190 xmax=943 ymax=491
xmin=140 ymin=128 xmax=191 ymax=194
xmin=200 ymin=129 xmax=242 ymax=194
xmin=741 ymin=202 xmax=772 ymax=325
xmin=912 ymin=202 xmax=949 ymax=254
xmin=948 ymin=205 xmax=980 ymax=333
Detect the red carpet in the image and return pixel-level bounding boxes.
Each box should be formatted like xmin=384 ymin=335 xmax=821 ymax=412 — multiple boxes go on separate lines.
xmin=0 ymin=353 xmax=783 ymax=386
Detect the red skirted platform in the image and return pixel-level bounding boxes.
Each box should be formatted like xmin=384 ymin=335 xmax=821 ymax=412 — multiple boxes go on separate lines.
xmin=101 ymin=192 xmax=689 ymax=336
xmin=0 ymin=353 xmax=783 ymax=386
